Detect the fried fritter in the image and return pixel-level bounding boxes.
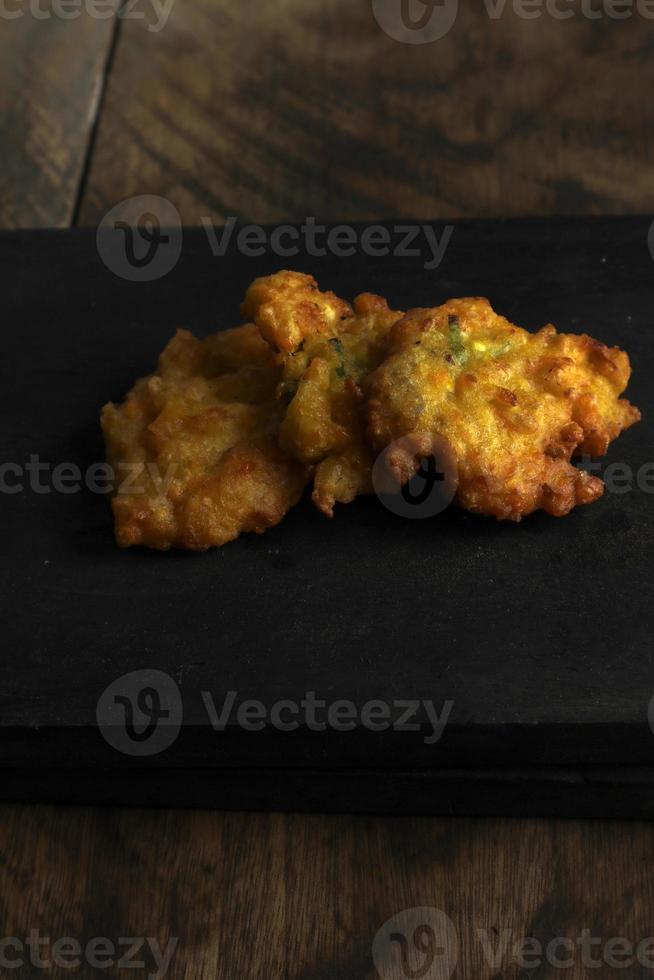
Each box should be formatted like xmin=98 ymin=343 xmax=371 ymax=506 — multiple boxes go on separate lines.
xmin=103 ymin=279 xmax=641 ymax=550
xmin=101 ymin=325 xmax=308 ymax=550
xmin=242 ymin=268 xmax=353 ymax=354
xmin=366 ymin=298 xmax=641 ymax=521
xmin=242 ymin=271 xmax=404 ymax=515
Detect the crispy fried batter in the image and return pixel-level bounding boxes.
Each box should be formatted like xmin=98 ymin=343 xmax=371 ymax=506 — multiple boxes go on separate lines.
xmin=101 ymin=325 xmax=308 ymax=550
xmin=103 ymin=279 xmax=641 ymax=550
xmin=241 ymin=269 xmax=353 ymax=353
xmin=242 ymin=271 xmax=404 ymax=515
xmin=365 ymin=298 xmax=641 ymax=520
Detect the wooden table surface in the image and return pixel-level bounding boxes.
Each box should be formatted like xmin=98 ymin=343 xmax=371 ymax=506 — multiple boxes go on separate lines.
xmin=2 ymin=1 xmax=654 ymax=977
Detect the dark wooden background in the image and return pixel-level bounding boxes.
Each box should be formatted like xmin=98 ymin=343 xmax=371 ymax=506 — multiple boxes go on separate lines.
xmin=2 ymin=1 xmax=654 ymax=977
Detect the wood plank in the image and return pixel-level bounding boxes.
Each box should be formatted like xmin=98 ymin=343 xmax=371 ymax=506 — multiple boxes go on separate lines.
xmin=0 ymin=805 xmax=653 ymax=979
xmin=0 ymin=15 xmax=117 ymax=228
xmin=78 ymin=0 xmax=654 ymax=226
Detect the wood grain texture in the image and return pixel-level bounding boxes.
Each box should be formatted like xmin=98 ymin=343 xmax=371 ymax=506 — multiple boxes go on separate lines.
xmin=0 ymin=14 xmax=117 ymax=228
xmin=0 ymin=805 xmax=653 ymax=979
xmin=77 ymin=0 xmax=654 ymax=226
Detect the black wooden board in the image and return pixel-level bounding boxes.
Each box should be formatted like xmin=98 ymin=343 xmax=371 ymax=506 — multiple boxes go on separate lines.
xmin=1 ymin=218 xmax=653 ymax=817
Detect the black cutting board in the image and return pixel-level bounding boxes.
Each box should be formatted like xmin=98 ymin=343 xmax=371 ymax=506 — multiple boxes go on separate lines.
xmin=1 ymin=218 xmax=653 ymax=817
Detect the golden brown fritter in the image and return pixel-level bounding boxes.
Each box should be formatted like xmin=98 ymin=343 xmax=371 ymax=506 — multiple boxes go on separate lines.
xmin=242 ymin=271 xmax=404 ymax=515
xmin=366 ymin=297 xmax=641 ymax=521
xmin=101 ymin=325 xmax=308 ymax=550
xmin=103 ymin=277 xmax=641 ymax=551
xmin=242 ymin=269 xmax=353 ymax=354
